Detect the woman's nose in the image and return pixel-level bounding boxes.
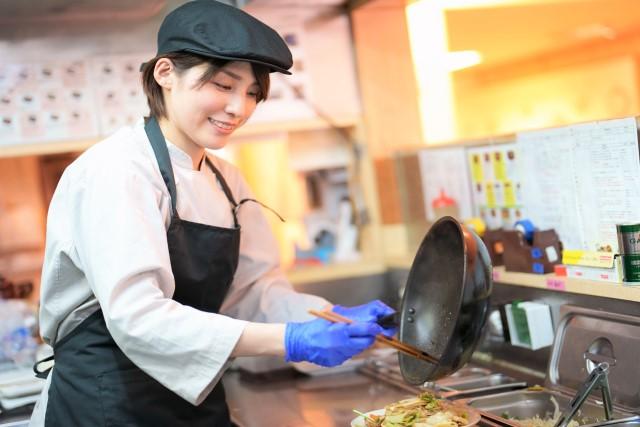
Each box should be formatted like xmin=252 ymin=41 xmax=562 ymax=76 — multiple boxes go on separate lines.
xmin=224 ymin=93 xmax=245 ymax=117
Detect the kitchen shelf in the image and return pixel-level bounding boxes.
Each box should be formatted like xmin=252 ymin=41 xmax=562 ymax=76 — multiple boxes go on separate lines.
xmin=490 ymin=266 xmax=640 ymax=302
xmin=0 ymin=138 xmax=99 ymax=158
xmin=0 ymin=115 xmax=362 ymax=158
xmin=360 ymin=255 xmax=640 ymax=303
xmin=234 ymin=115 xmax=361 ymax=138
xmin=384 ymin=255 xmax=415 ymax=270
xmin=286 ymin=259 xmax=387 ymax=285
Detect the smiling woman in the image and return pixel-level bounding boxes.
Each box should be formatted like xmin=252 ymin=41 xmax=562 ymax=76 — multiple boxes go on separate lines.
xmin=30 ymin=1 xmax=396 ymax=427
xmin=151 ymin=59 xmax=266 ymax=164
xmin=141 ymin=52 xmax=271 ymax=119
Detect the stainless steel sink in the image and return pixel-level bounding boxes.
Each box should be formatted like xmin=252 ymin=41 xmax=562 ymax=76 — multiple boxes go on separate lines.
xmin=465 ymin=389 xmax=630 ymax=425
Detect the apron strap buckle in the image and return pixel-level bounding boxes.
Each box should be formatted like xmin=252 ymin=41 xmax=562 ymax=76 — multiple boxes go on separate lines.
xmin=33 ymin=354 xmax=55 ymax=379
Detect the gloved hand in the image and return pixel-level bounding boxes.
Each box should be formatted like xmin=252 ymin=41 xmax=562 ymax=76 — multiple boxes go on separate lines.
xmin=332 ymin=300 xmax=397 ymax=337
xmin=285 ymin=318 xmax=382 ymax=367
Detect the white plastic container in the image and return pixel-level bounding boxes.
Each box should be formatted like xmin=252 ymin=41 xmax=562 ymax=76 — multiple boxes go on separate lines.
xmin=504 ymin=301 xmax=554 ymax=350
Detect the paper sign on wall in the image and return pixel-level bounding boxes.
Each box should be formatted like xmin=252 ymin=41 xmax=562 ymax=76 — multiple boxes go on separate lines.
xmin=417 ymin=146 xmax=474 ymax=221
xmin=517 ymin=117 xmax=640 ymax=252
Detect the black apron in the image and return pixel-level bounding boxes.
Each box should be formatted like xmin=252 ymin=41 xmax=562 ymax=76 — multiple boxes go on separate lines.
xmin=37 ymin=117 xmax=243 ymax=426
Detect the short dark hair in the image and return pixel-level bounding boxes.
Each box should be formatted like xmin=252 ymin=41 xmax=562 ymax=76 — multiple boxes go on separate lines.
xmin=141 ymin=52 xmax=270 ymax=119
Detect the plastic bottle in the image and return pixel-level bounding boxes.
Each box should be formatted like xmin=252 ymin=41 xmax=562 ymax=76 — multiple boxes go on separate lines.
xmin=0 ymin=299 xmax=38 ymax=368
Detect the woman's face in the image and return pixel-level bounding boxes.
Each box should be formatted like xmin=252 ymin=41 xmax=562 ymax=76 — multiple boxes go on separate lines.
xmin=163 ymin=60 xmax=260 ymax=151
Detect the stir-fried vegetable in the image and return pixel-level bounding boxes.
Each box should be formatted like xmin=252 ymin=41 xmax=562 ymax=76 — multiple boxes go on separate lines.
xmin=354 ymin=392 xmax=469 ymax=427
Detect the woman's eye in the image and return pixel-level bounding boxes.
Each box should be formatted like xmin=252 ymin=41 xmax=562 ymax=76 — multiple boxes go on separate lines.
xmin=214 ymin=82 xmax=232 ymax=90
xmin=247 ymin=91 xmax=259 ymax=98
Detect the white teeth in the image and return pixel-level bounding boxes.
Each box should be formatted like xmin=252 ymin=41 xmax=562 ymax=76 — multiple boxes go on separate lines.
xmin=208 ymin=118 xmax=233 ymax=130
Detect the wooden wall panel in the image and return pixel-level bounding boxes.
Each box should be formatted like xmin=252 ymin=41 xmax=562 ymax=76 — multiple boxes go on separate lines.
xmin=351 ymin=1 xmax=423 ymax=157
xmin=396 ymin=153 xmax=426 ymax=223
xmin=0 ymin=156 xmax=47 ymax=299
xmin=373 ymin=157 xmax=402 ymax=224
xmin=0 ymin=156 xmax=46 ymax=253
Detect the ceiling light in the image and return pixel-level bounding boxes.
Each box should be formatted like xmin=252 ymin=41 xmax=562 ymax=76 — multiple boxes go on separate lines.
xmin=429 ymin=0 xmax=587 ymax=9
xmin=446 ymin=50 xmax=482 ymax=71
xmin=573 ymin=24 xmax=617 ymax=41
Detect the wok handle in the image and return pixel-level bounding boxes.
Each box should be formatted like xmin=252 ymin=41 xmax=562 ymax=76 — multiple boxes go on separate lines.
xmin=376 ymin=313 xmax=399 ymax=328
xmin=461 ymin=225 xmax=478 ymax=268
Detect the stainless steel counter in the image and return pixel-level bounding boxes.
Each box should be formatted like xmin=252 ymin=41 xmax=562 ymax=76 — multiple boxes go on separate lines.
xmin=0 ymin=410 xmax=30 ymax=427
xmin=223 ymin=368 xmax=414 ymax=427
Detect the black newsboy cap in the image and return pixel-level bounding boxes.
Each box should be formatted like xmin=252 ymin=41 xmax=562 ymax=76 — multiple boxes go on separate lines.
xmin=156 ymin=0 xmax=292 ymax=74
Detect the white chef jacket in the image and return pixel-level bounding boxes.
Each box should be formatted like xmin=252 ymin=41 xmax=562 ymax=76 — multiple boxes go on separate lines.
xmin=29 ymin=119 xmax=328 ymax=425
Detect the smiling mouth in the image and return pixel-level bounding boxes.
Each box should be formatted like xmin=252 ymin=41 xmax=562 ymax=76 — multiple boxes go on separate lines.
xmin=208 ymin=118 xmax=236 ymax=132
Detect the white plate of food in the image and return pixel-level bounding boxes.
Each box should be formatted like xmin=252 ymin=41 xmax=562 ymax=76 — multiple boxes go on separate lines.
xmin=351 ymin=392 xmax=481 ymax=427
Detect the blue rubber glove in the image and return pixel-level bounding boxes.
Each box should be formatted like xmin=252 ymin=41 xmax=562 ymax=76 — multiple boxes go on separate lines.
xmin=332 ymin=300 xmax=397 ymax=337
xmin=285 ymin=318 xmax=383 ymax=367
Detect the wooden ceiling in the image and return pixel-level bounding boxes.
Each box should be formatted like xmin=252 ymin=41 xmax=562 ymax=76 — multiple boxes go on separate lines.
xmin=5 ymin=0 xmax=638 ymax=68
xmin=0 ymin=0 xmax=168 ymax=24
xmin=446 ymin=0 xmax=640 ymax=66
xmin=253 ymin=0 xmax=640 ymax=67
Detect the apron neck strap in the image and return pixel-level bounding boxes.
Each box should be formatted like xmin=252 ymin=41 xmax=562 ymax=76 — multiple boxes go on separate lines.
xmin=204 ymin=157 xmax=238 ymax=207
xmin=144 ymin=117 xmax=179 ymax=215
xmin=205 ymin=157 xmax=286 ymax=227
xmin=204 ymin=156 xmax=241 ymax=228
xmin=145 ymin=116 xmax=261 ymax=229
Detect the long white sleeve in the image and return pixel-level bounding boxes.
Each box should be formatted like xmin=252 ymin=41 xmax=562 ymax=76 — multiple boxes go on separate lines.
xmin=214 ymin=161 xmax=329 ymax=324
xmin=38 ymin=120 xmax=330 ymax=410
xmin=40 ymin=128 xmax=246 ymax=405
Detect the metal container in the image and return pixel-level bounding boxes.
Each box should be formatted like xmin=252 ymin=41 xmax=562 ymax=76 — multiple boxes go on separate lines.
xmin=466 ymin=388 xmax=628 ymax=425
xmin=584 ymin=416 xmax=640 ymax=427
xmin=358 ymin=357 xmax=526 ymax=400
xmin=617 ymin=224 xmax=640 ymax=282
xmin=438 ymin=374 xmax=527 ymax=391
xmin=620 ymin=254 xmax=640 ymax=282
xmin=447 ymin=366 xmax=492 ymax=379
xmin=464 ymin=305 xmax=640 ymax=425
xmin=435 ymin=373 xmax=527 ymax=398
xmin=437 ymin=367 xmax=493 ymax=385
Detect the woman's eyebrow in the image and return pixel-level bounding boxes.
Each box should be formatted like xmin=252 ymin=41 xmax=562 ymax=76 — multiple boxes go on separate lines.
xmin=221 ymin=69 xmax=241 ymax=80
xmin=220 ymin=69 xmax=257 ymax=86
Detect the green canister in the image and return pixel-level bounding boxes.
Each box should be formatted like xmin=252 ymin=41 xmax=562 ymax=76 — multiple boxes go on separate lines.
xmin=617 ymin=223 xmax=640 ymax=254
xmin=621 ymin=254 xmax=640 ymax=282
xmin=617 ymin=224 xmax=640 ymax=282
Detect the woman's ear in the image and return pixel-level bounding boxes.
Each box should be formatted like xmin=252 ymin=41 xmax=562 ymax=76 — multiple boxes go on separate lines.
xmin=154 ymin=58 xmax=174 ymax=89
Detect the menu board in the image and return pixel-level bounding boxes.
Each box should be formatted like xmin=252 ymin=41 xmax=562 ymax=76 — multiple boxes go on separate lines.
xmin=517 ymin=117 xmax=640 ymax=251
xmin=466 ymin=142 xmax=523 ymax=229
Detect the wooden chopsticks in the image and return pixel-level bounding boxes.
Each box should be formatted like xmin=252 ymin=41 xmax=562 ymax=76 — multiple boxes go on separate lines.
xmin=308 ymin=309 xmax=440 ymax=364
xmin=477 ymin=409 xmax=522 ymax=427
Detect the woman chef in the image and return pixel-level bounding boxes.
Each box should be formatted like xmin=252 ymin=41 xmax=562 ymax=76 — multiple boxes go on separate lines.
xmin=29 ymin=1 xmax=395 ymax=426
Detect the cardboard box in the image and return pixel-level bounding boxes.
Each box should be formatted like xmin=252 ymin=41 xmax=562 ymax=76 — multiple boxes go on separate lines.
xmin=502 ymin=229 xmax=562 ymax=274
xmin=562 ymin=250 xmax=623 ymax=283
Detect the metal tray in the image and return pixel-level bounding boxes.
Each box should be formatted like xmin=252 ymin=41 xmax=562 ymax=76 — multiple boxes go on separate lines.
xmin=429 ymin=373 xmax=527 ymax=399
xmin=466 ymin=389 xmax=630 ymax=425
xmin=439 ymin=374 xmax=526 ymax=392
xmin=441 ymin=366 xmax=492 ymax=382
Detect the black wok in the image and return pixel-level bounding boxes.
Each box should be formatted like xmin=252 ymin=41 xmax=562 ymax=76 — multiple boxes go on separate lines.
xmin=397 ymin=216 xmax=493 ymax=384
